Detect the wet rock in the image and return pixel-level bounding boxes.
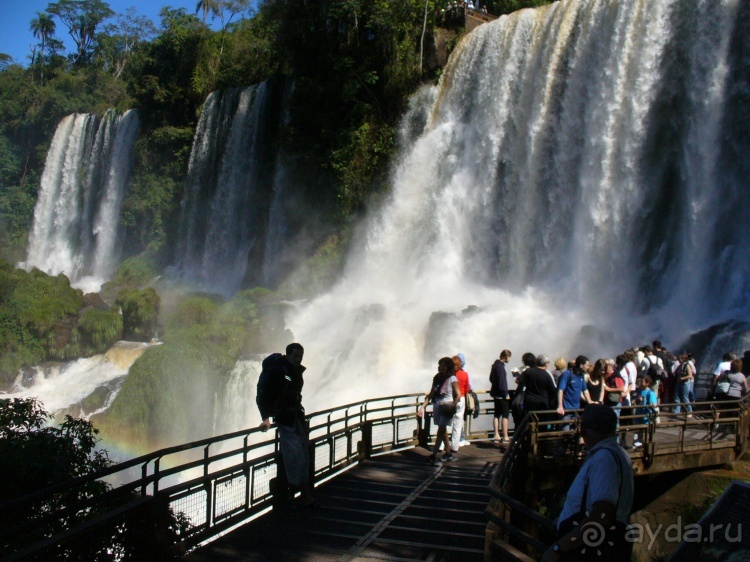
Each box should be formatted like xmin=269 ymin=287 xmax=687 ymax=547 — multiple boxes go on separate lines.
xmin=423 ymin=306 xmax=482 ymax=365
xmin=83 ymin=292 xmax=108 ymax=310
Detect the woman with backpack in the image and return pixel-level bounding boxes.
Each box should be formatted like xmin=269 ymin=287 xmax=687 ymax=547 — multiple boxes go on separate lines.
xmin=603 ymin=358 xmax=628 ymax=447
xmin=673 ymin=353 xmax=695 ymax=416
xmin=418 ymin=357 xmax=460 ymax=464
xmin=712 ymin=359 xmax=748 ymax=431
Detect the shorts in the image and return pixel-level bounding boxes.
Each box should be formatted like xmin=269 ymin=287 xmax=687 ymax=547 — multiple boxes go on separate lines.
xmin=493 ymin=397 xmax=510 ymax=419
xmin=278 ymin=417 xmax=310 ymax=487
xmin=434 ymin=400 xmax=455 ymax=426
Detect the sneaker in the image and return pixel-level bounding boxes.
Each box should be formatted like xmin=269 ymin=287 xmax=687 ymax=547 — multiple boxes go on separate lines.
xmin=633 ymin=441 xmax=642 ymax=448
xmin=441 ymin=453 xmax=456 ymax=462
xmin=459 ymin=440 xmax=470 ymax=446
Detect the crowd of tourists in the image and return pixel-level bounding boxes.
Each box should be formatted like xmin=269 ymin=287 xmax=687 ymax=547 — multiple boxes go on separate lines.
xmin=416 ymin=341 xmax=750 ymax=463
xmin=488 ymin=342 xmax=749 ymax=448
xmin=437 ymin=0 xmax=490 ymax=26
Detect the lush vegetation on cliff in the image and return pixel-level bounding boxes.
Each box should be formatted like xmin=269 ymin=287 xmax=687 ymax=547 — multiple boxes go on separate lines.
xmin=0 ymin=259 xmax=159 ymax=388
xmin=94 ymin=288 xmax=291 ymax=448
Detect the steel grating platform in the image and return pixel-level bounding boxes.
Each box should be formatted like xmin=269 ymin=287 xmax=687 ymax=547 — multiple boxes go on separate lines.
xmin=185 ymin=442 xmax=504 ymax=561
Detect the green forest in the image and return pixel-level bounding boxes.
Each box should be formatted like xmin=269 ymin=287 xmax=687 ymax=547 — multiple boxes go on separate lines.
xmin=0 ymin=0 xmax=550 ymax=449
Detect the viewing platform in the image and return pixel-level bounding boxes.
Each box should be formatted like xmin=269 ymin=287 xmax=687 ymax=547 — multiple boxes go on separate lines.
xmin=2 ymin=390 xmax=748 ymax=561
xmin=187 ymin=444 xmax=503 ymax=561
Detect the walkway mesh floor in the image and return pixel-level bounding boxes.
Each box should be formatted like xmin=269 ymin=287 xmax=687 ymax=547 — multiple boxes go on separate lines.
xmin=185 ymin=443 xmax=504 ymax=561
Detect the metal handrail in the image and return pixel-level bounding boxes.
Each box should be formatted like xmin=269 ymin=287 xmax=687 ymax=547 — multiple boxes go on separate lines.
xmin=1 ymin=390 xmax=499 ymax=560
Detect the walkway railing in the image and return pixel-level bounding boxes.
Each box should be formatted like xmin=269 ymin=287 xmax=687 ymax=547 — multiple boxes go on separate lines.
xmin=1 ymin=391 xmax=497 ymax=560
xmin=485 ymin=393 xmax=750 ymax=561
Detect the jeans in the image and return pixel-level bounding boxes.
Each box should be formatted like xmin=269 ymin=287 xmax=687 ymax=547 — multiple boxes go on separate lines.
xmin=674 ymin=381 xmax=693 ymax=414
xmin=561 ymin=413 xmax=577 ymax=432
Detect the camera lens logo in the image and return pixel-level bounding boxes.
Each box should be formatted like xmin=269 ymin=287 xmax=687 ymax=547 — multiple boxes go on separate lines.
xmin=570 ymin=512 xmax=616 ymax=556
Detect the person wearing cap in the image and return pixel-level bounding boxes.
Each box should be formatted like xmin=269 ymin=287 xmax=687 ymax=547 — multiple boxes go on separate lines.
xmin=541 ymin=404 xmax=634 ymax=562
xmin=456 ymin=353 xmax=473 ymax=447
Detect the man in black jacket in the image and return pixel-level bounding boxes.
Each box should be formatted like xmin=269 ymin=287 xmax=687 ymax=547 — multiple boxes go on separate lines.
xmin=257 ymin=343 xmax=318 ymax=507
xmin=490 ymin=349 xmax=512 ymax=444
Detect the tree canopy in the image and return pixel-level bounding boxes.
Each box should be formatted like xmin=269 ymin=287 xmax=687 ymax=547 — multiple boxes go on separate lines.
xmin=47 ymin=0 xmax=115 ymax=65
xmin=0 ymin=397 xmax=186 ymax=559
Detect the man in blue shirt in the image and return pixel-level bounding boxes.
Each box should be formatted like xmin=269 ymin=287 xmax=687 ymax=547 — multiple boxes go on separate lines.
xmin=557 ymin=355 xmax=592 ymax=429
xmin=541 ymin=404 xmax=634 ymax=562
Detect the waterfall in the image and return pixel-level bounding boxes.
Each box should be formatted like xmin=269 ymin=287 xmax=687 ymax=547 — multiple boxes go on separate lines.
xmin=24 ymin=109 xmax=140 ymax=292
xmin=214 ymin=359 xmax=263 ymax=435
xmin=176 ymin=82 xmax=280 ymax=295
xmin=287 ymin=0 xmax=750 ymax=412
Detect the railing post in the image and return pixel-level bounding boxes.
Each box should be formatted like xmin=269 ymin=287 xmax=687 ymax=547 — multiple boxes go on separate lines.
xmin=153 ymin=458 xmax=160 ymax=494
xmin=307 ymin=417 xmax=316 ymax=488
xmin=739 ymin=400 xmax=750 ymax=454
xmin=141 ymin=462 xmax=148 ymax=497
xmin=644 ymin=410 xmax=656 ymax=464
xmin=419 ymin=410 xmax=431 ymax=448
xmin=270 ymin=451 xmax=288 ymax=508
xmin=204 ymin=445 xmax=212 ymax=528
xmin=244 ymin=435 xmax=251 ymax=509
xmin=359 ymin=421 xmax=373 ymax=461
xmin=530 ymin=415 xmax=538 ymax=457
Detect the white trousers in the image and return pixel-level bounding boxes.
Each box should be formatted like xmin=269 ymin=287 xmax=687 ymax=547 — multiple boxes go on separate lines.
xmin=450 ymin=396 xmax=466 ymax=452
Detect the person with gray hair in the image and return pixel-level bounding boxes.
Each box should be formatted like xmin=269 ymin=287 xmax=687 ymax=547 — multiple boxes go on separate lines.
xmin=541 ymin=404 xmax=634 ymax=562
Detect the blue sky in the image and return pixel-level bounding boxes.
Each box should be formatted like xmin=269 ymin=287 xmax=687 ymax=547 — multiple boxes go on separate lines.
xmin=0 ymin=0 xmax=229 ymax=65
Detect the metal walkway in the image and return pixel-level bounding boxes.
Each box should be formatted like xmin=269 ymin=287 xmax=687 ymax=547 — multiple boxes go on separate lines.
xmin=187 ymin=443 xmax=504 ymax=562
xmin=5 ymin=392 xmax=747 ymax=561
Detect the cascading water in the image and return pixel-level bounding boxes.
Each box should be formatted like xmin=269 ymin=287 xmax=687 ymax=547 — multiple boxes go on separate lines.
xmin=175 ymin=76 xmax=339 ymax=297
xmin=214 ymin=359 xmax=263 ymax=435
xmin=176 ymin=83 xmax=279 ymax=295
xmin=24 ymin=110 xmax=140 ymax=293
xmin=5 ymin=341 xmax=156 ymax=417
xmin=288 ymin=0 xmax=750 ymax=411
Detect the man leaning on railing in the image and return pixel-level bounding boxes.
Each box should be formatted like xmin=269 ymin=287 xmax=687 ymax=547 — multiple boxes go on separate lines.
xmin=257 ymin=343 xmax=322 ymax=509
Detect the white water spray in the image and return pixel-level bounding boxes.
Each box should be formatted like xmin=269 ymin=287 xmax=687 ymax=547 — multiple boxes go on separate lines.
xmin=288 ymin=0 xmax=749 ymax=412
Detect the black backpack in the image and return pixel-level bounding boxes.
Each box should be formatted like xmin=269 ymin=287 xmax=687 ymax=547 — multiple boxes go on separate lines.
xmin=646 ymin=358 xmax=666 ymax=382
xmin=256 ymin=353 xmax=286 ymax=418
xmin=677 ymin=362 xmax=690 ymax=379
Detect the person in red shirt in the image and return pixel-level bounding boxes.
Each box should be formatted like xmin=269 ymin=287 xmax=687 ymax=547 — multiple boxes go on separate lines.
xmin=451 ymin=355 xmax=471 ymax=453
